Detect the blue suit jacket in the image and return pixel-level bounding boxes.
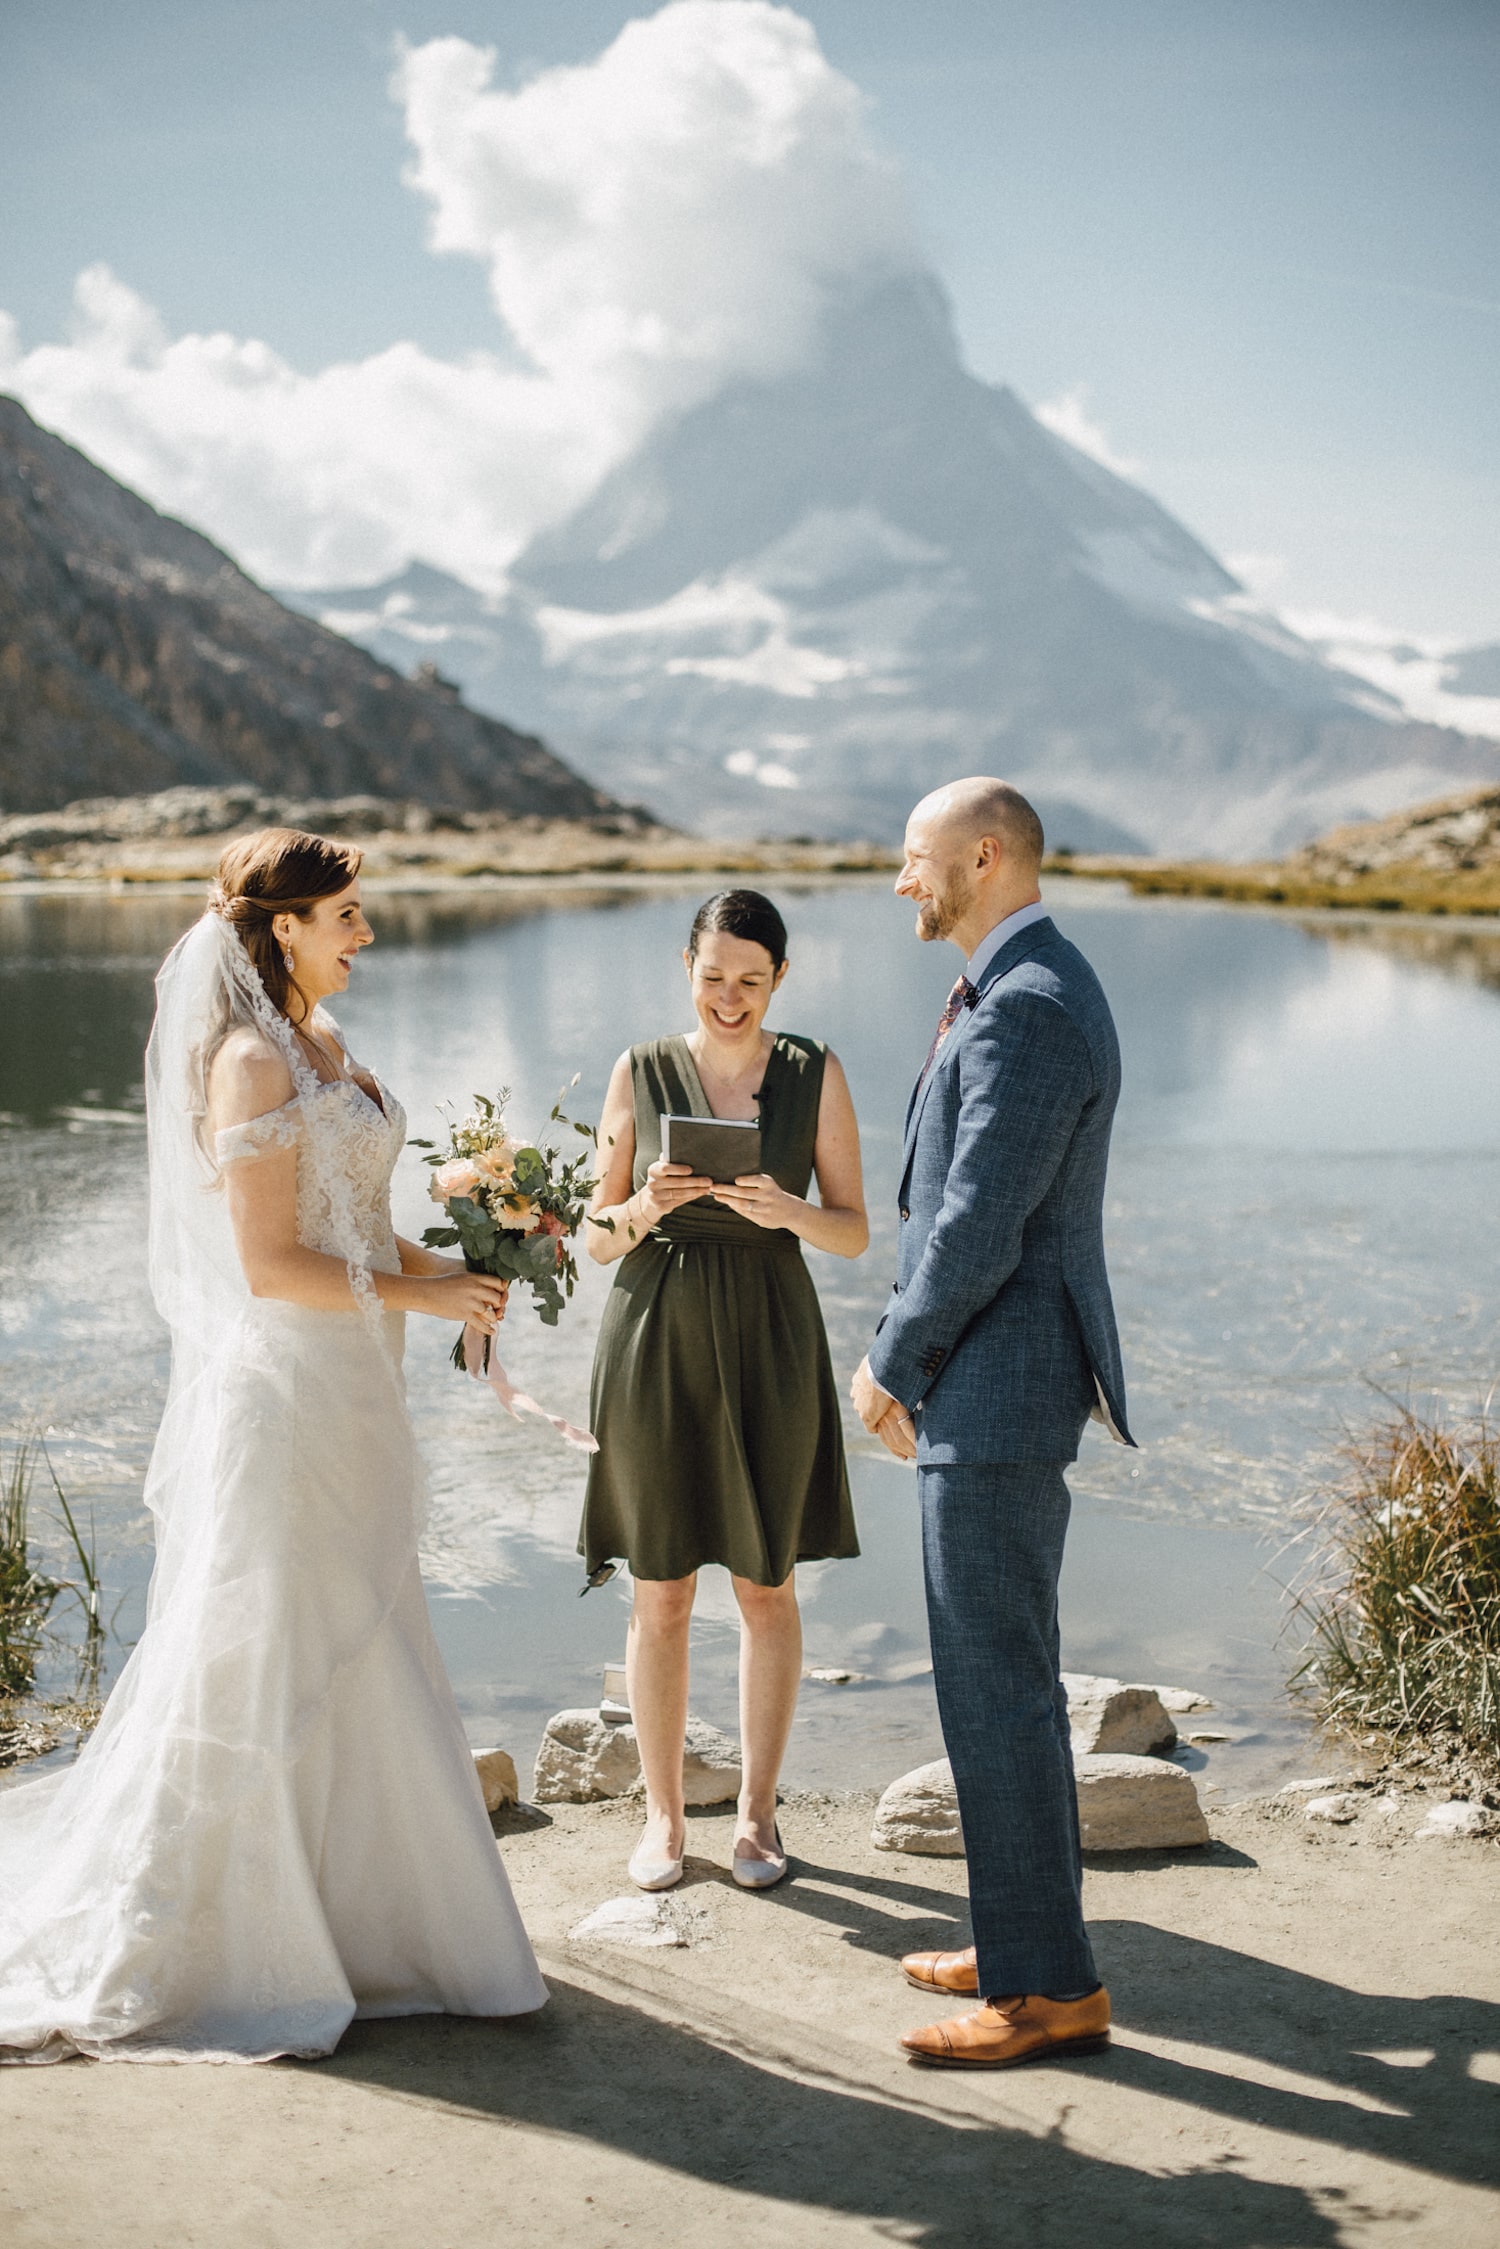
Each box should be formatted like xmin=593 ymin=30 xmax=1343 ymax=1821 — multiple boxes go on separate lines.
xmin=866 ymin=916 xmax=1135 ymax=1464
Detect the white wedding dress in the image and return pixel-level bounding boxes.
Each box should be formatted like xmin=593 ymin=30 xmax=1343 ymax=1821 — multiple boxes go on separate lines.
xmin=0 ymin=914 xmax=546 ymax=2063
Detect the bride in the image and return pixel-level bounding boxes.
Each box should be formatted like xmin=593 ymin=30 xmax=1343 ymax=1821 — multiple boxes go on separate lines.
xmin=0 ymin=828 xmax=546 ymax=2062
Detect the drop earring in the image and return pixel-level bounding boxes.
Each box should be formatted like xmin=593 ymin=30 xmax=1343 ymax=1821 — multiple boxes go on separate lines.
xmin=283 ymin=945 xmax=295 ymax=974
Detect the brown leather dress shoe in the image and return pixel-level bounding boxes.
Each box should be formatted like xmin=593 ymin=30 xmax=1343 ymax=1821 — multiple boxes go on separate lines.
xmin=900 ymin=1945 xmax=979 ymax=1996
xmin=900 ymin=1987 xmax=1111 ymax=2068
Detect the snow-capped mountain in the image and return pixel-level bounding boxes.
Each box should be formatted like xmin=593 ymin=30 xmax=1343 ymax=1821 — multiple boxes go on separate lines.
xmin=288 ymin=277 xmax=1495 ymax=854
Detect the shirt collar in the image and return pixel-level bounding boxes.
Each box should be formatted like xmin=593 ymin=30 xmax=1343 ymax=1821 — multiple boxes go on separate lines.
xmin=966 ymin=898 xmax=1050 ymax=984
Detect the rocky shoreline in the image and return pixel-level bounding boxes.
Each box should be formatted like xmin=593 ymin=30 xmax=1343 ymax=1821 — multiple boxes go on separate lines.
xmin=479 ymin=1673 xmax=1497 ymax=1871
xmin=7 ymin=781 xmax=1500 ymax=911
xmin=0 ymin=785 xmax=899 ymax=885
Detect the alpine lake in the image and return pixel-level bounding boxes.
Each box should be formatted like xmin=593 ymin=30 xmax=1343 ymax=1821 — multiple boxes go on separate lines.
xmin=3 ymin=874 xmax=1499 ymax=1804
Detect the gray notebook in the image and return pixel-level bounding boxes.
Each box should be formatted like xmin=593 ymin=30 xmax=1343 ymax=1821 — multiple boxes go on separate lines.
xmin=660 ymin=1113 xmax=762 ymax=1182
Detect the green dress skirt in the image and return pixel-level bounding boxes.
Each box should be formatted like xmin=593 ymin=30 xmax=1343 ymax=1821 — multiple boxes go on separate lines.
xmin=579 ymin=1033 xmax=859 ymax=1586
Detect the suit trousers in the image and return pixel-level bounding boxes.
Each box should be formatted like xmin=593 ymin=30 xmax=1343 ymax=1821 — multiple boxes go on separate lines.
xmin=918 ymin=1461 xmax=1097 ymax=1998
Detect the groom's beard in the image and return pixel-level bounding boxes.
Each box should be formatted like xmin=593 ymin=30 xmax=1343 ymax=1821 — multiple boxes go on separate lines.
xmin=917 ymin=872 xmax=972 ymax=943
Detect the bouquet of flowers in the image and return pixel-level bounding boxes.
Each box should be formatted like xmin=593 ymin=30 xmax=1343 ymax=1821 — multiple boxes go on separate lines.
xmin=414 ymin=1088 xmax=596 ymax=1362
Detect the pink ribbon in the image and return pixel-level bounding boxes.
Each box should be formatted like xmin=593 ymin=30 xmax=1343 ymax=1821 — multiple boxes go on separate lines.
xmin=460 ymin=1324 xmax=599 ymax=1453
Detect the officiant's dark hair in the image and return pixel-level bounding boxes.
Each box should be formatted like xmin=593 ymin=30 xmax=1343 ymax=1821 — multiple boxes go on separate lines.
xmin=688 ymin=889 xmax=788 ymax=969
xmin=213 ymin=827 xmax=364 ymax=1018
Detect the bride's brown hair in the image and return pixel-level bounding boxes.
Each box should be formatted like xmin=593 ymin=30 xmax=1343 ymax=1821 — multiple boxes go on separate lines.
xmin=212 ymin=828 xmax=363 ymax=1019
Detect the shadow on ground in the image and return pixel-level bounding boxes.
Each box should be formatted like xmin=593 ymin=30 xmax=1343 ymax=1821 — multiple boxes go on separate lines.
xmin=317 ymin=1978 xmax=1343 ymax=2249
xmin=302 ymin=1849 xmax=1500 ymax=2245
xmin=1095 ymin=1920 xmax=1500 ymax=2198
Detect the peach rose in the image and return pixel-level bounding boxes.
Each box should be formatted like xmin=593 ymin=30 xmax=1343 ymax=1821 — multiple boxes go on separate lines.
xmin=429 ymin=1158 xmax=481 ymax=1202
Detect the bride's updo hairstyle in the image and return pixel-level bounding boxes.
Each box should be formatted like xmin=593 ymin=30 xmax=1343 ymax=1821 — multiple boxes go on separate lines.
xmin=212 ymin=827 xmax=363 ymax=1018
xmin=687 ymin=889 xmax=788 ymax=970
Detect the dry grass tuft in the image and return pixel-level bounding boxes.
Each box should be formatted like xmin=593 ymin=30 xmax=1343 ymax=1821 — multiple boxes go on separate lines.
xmin=1292 ymin=1409 xmax=1500 ymax=1773
xmin=0 ymin=1437 xmax=106 ymax=1754
xmin=0 ymin=1437 xmax=59 ymax=1697
xmin=1045 ymin=856 xmax=1500 ymax=916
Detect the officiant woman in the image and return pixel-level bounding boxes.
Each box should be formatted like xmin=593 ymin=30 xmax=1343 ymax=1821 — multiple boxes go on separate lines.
xmin=582 ymin=889 xmax=867 ymax=1895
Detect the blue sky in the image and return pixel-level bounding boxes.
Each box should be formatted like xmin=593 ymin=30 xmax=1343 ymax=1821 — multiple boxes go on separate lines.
xmin=1 ymin=0 xmax=1495 ymax=642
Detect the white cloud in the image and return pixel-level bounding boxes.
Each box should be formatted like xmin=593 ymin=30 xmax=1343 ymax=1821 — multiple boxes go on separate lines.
xmin=1033 ymin=383 xmax=1142 ymax=480
xmin=0 ymin=3 xmax=917 ymax=590
xmin=1 ymin=264 xmax=599 ymax=590
xmin=396 ymin=4 xmax=915 ymax=423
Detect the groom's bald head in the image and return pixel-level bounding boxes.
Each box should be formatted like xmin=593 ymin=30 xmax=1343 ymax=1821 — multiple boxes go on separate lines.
xmin=898 ymin=778 xmax=1046 ymax=951
xmin=912 ymin=778 xmax=1045 ymax=875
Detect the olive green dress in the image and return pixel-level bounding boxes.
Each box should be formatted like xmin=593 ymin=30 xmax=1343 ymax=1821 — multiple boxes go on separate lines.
xmin=579 ymin=1033 xmax=858 ymax=1585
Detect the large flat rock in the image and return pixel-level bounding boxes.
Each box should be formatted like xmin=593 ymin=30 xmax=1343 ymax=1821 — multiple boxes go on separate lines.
xmin=869 ymin=1758 xmax=966 ymax=1856
xmin=532 ymin=1709 xmax=742 ymax=1806
xmin=1074 ymin=1753 xmax=1211 ymax=1850
xmin=872 ymin=1749 xmax=1209 ymax=1855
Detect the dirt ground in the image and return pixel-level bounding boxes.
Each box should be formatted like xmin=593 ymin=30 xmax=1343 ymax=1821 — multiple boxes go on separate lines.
xmin=2 ymin=1790 xmax=1497 ymax=2249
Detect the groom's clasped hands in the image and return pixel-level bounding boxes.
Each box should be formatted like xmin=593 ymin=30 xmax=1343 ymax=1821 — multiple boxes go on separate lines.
xmin=851 ymin=1355 xmax=918 ymax=1461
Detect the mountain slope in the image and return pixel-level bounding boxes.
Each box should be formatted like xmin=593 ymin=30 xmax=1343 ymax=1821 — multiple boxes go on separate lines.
xmin=0 ymin=396 xmax=629 ymax=822
xmin=292 ymin=279 xmax=1495 ymax=855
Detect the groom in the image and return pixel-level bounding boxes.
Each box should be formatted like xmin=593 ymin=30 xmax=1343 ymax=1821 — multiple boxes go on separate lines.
xmin=852 ymin=777 xmax=1134 ymax=2068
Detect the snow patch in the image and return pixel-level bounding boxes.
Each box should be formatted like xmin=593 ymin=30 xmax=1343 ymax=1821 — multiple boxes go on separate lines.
xmin=1079 ymin=528 xmax=1226 ymax=618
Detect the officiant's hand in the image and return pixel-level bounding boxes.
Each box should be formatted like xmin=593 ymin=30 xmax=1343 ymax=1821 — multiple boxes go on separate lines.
xmin=713 ymin=1172 xmax=797 ymax=1228
xmin=852 ymin=1355 xmax=918 ymax=1461
xmin=639 ymin=1159 xmax=713 ymax=1224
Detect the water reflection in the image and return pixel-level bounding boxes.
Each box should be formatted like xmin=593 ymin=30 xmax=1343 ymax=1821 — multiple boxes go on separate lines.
xmin=2 ymin=878 xmax=1497 ymax=1793
xmin=1308 ymin=915 xmax=1500 ymax=997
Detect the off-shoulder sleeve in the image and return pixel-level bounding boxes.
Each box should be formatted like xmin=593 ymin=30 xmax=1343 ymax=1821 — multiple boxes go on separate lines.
xmin=209 ymin=1031 xmax=301 ymax=1169
xmin=215 ymin=1101 xmax=302 ymax=1167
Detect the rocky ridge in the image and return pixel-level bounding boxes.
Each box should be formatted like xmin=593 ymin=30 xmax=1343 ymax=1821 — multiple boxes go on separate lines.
xmin=0 ymin=395 xmax=632 ymax=823
xmin=1288 ymin=782 xmax=1500 ymax=881
xmin=1060 ymin=779 xmax=1500 ymax=916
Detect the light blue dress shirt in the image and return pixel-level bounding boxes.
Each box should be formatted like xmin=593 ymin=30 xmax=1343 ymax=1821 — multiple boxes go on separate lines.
xmin=966 ymin=896 xmax=1050 ymax=982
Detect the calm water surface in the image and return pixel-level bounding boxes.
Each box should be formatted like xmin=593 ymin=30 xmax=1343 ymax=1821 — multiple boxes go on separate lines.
xmin=3 ymin=878 xmax=1498 ymax=1798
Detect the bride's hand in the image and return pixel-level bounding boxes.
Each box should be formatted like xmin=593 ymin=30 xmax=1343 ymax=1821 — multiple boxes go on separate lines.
xmin=418 ymin=1271 xmax=510 ymax=1328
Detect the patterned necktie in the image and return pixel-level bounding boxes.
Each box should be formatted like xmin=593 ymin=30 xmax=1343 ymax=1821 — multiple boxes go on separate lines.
xmin=918 ymin=975 xmax=978 ymax=1085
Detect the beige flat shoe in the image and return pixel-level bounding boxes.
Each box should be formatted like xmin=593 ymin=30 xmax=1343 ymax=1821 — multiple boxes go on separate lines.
xmin=731 ymin=1825 xmax=787 ymax=1890
xmin=628 ymin=1837 xmax=683 ymax=1892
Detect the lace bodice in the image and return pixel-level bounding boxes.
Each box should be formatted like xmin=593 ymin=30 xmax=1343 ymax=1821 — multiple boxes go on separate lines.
xmin=216 ymin=1076 xmax=406 ymax=1277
